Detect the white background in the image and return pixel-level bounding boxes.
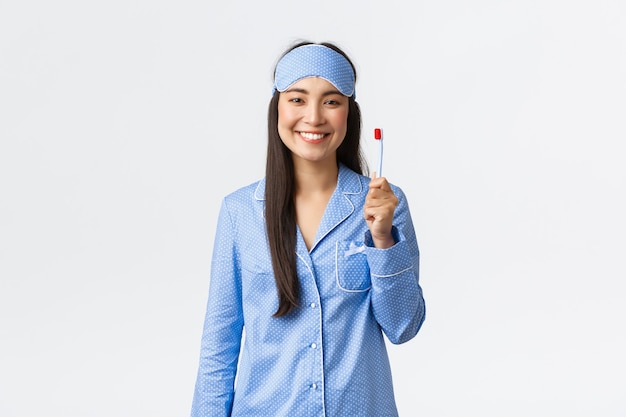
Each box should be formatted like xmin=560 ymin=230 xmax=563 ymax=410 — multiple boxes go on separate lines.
xmin=1 ymin=0 xmax=625 ymax=416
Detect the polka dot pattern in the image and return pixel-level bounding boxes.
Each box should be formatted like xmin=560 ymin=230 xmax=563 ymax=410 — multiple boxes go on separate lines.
xmin=273 ymin=44 xmax=356 ymax=98
xmin=191 ymin=165 xmax=425 ymax=417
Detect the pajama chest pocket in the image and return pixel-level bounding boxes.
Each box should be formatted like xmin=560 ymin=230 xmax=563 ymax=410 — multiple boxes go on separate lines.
xmin=335 ymin=240 xmax=371 ymax=292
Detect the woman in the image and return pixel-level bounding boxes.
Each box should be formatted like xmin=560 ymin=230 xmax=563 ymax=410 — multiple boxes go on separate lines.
xmin=191 ymin=41 xmax=425 ymax=417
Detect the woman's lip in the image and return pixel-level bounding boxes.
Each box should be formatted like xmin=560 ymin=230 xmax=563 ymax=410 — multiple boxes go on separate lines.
xmin=298 ymin=131 xmax=328 ymax=142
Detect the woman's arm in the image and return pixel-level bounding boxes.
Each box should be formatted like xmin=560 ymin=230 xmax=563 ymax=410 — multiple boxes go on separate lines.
xmin=365 ymin=185 xmax=425 ymax=344
xmin=191 ymin=199 xmax=244 ymax=417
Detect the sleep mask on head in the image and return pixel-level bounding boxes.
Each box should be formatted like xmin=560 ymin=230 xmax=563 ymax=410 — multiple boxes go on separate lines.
xmin=272 ymin=44 xmax=356 ymax=98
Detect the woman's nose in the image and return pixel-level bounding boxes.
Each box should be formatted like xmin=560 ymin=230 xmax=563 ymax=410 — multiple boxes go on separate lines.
xmin=304 ymin=104 xmax=324 ymax=125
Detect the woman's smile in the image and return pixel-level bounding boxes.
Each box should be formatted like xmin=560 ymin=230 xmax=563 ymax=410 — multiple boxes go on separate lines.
xmin=298 ymin=131 xmax=328 ymax=142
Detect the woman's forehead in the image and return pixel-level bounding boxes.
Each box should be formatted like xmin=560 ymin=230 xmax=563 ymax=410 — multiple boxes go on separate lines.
xmin=284 ymin=77 xmax=342 ymax=94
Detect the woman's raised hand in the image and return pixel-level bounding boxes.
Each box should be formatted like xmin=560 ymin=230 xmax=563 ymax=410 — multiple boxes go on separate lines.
xmin=364 ymin=173 xmax=398 ymax=249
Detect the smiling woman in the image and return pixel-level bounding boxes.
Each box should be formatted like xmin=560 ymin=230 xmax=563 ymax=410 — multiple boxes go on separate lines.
xmin=277 ymin=77 xmax=349 ymax=168
xmin=190 ymin=41 xmax=426 ymax=417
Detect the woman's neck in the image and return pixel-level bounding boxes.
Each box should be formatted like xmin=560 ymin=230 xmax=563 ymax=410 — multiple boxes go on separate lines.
xmin=293 ymin=159 xmax=339 ymax=195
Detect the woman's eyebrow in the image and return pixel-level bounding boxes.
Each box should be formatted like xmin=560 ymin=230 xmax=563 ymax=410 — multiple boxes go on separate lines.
xmin=321 ymin=90 xmax=342 ymax=97
xmin=284 ymin=87 xmax=308 ymax=94
xmin=284 ymin=88 xmax=342 ymax=96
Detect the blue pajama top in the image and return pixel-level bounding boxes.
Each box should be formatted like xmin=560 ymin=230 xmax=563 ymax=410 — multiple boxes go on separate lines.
xmin=191 ymin=164 xmax=425 ymax=417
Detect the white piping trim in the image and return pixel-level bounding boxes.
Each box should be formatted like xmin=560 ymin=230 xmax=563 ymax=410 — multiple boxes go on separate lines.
xmin=371 ymin=266 xmax=413 ymax=278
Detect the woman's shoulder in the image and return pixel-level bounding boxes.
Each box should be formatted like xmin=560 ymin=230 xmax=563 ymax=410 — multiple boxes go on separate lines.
xmin=222 ymin=178 xmax=265 ymax=207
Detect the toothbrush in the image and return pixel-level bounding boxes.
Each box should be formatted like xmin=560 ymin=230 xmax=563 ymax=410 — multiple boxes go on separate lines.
xmin=374 ymin=128 xmax=383 ymax=177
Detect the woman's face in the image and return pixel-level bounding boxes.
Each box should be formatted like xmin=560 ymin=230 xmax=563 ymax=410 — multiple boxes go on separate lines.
xmin=277 ymin=77 xmax=349 ymax=167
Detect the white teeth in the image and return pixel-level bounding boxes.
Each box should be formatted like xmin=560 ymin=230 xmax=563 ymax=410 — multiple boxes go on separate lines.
xmin=300 ymin=132 xmax=326 ymax=140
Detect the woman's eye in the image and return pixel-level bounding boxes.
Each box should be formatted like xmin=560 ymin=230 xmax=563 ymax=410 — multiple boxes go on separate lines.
xmin=325 ymin=99 xmax=340 ymax=106
xmin=289 ymin=97 xmax=303 ymax=103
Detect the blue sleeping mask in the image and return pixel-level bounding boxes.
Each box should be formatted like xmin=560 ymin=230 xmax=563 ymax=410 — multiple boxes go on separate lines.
xmin=272 ymin=44 xmax=356 ymax=98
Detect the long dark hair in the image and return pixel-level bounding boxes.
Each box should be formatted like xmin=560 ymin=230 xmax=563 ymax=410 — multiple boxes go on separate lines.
xmin=265 ymin=41 xmax=367 ymax=317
